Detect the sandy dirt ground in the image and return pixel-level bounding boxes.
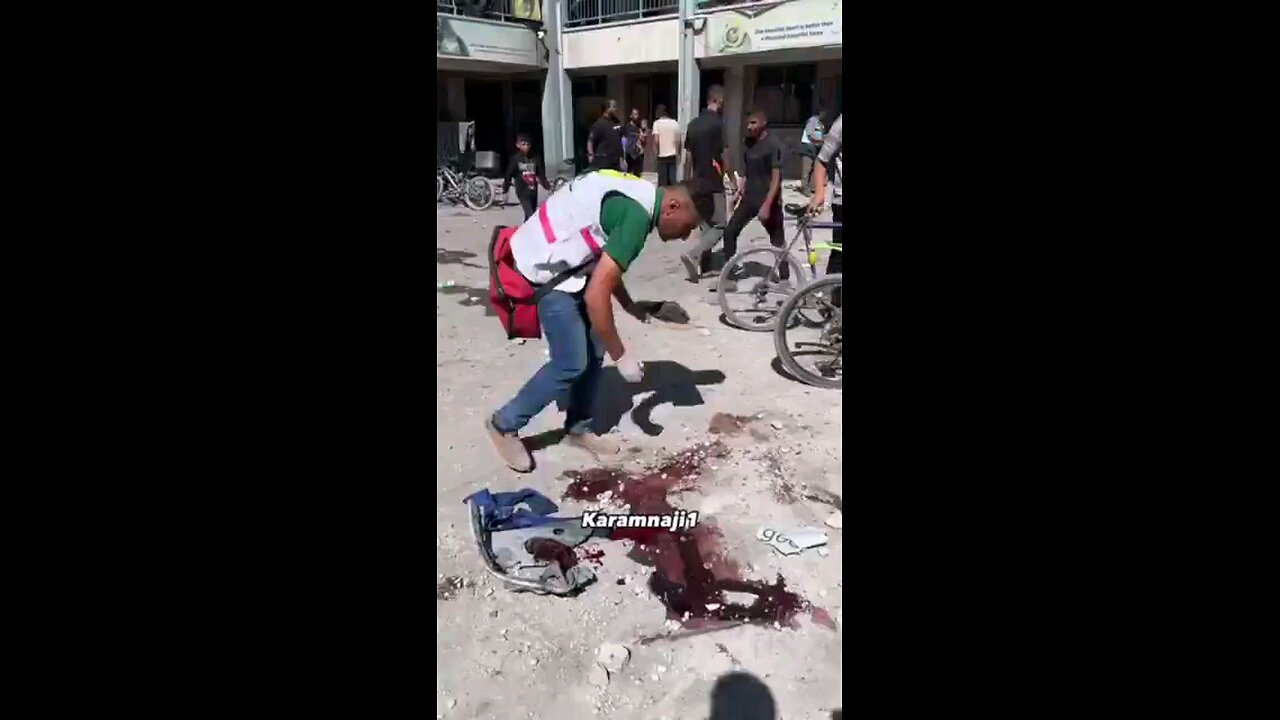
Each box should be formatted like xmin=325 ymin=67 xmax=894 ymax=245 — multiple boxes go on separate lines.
xmin=436 ymin=181 xmax=843 ymax=720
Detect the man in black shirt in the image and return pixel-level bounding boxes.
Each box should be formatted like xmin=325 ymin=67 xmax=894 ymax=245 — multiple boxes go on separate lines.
xmin=587 ymin=100 xmax=624 ymax=171
xmin=501 ymin=132 xmax=551 ymax=220
xmin=678 ymin=85 xmax=731 ymax=283
xmin=722 ymin=110 xmax=786 ymax=290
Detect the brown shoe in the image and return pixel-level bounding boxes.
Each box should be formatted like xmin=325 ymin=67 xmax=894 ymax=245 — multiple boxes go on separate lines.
xmin=566 ymin=432 xmax=621 ymax=458
xmin=485 ymin=416 xmax=533 ymax=472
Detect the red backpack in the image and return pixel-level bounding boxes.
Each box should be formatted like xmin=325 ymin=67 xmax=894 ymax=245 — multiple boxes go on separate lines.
xmin=488 ymin=225 xmax=595 ymax=339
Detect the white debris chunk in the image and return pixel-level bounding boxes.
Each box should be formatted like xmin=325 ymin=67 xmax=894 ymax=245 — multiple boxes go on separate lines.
xmin=757 ymin=526 xmax=828 ymax=556
xmin=597 ymin=643 xmax=631 ymax=673
xmin=825 ymin=511 xmax=843 ymax=529
xmin=588 ymin=663 xmax=610 ymax=687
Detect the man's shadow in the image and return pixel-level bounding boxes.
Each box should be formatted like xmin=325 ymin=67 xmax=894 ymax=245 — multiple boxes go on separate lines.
xmin=551 ymin=359 xmax=725 ymax=437
xmin=436 ymin=247 xmax=485 ymax=269
xmin=436 ymin=283 xmax=496 ymax=315
xmin=710 ymin=671 xmax=776 ymax=720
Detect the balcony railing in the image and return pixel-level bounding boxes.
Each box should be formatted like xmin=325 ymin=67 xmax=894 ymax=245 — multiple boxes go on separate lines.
xmin=436 ymin=0 xmax=523 ymax=24
xmin=437 ymin=0 xmax=778 ymax=31
xmin=695 ymin=0 xmax=778 ymax=9
xmin=565 ymin=0 xmax=677 ymax=29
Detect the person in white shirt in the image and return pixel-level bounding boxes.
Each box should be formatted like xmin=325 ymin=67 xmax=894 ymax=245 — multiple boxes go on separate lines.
xmin=651 ymin=105 xmax=682 ymax=187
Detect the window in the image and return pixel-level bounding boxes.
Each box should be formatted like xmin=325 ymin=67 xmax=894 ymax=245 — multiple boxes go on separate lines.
xmin=752 ymin=64 xmax=815 ymax=125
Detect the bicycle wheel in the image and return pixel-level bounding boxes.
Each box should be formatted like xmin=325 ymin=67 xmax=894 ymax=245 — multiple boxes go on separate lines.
xmin=717 ymin=247 xmax=805 ymax=332
xmin=464 ymin=176 xmax=494 ymax=211
xmin=774 ymin=275 xmax=841 ymax=388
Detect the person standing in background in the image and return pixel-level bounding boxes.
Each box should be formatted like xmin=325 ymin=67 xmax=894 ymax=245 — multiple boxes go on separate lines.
xmin=587 ymin=100 xmax=624 ymax=171
xmin=798 ymin=110 xmax=825 ymax=196
xmin=639 ymin=118 xmax=650 ymax=172
xmin=720 ymin=110 xmax=786 ymax=291
xmin=678 ymin=85 xmax=731 ymax=283
xmin=622 ymin=108 xmax=644 ymax=174
xmin=808 ymin=113 xmax=843 ymax=306
xmin=652 ymin=105 xmax=681 ymax=187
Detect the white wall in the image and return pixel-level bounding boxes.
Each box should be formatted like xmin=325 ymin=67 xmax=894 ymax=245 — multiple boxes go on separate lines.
xmin=562 ymin=19 xmax=680 ymax=69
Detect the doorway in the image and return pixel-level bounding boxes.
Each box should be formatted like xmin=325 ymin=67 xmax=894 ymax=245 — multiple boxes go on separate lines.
xmin=465 ymin=80 xmax=505 ymax=157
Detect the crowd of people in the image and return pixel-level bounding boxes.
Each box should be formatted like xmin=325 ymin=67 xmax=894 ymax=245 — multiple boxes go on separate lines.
xmin=484 ymin=87 xmax=843 ymax=471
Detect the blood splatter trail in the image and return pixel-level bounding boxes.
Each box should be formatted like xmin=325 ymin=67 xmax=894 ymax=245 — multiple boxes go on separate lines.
xmin=562 ymin=441 xmax=835 ymax=631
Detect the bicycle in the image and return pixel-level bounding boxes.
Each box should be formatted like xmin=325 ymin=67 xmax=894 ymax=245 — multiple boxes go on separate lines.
xmin=438 ymin=162 xmax=495 ymax=211
xmin=716 ymin=202 xmax=841 ymax=331
xmin=773 ymin=248 xmax=841 ymax=389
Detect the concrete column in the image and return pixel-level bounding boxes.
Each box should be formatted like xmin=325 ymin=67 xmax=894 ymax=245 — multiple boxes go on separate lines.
xmin=541 ymin=0 xmax=573 ymax=170
xmin=722 ymin=64 xmax=745 ymax=174
xmin=447 ymin=77 xmax=466 ymax=122
xmin=676 ymin=0 xmax=699 ymax=181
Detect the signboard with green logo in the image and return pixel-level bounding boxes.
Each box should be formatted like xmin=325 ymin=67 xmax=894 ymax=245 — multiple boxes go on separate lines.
xmin=437 ymin=15 xmax=539 ymax=66
xmin=706 ymin=0 xmax=842 ymax=56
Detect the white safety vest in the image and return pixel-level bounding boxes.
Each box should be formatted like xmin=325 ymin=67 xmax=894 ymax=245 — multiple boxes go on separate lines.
xmin=510 ymin=171 xmax=657 ymax=293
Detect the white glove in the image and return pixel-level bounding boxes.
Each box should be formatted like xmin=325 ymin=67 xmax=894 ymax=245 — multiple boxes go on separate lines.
xmin=614 ymin=353 xmax=644 ymax=383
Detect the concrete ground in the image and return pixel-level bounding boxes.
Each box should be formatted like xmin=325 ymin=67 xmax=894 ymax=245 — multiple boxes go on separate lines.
xmin=436 ymin=178 xmax=843 ymax=720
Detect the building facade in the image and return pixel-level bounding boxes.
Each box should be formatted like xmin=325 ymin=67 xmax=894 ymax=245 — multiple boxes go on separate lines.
xmin=436 ymin=1 xmax=547 ymax=169
xmin=437 ymin=0 xmax=843 ymax=180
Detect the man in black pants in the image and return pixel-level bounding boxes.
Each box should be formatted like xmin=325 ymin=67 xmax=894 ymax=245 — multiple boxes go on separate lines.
xmin=501 ymin=133 xmax=551 ymax=221
xmin=678 ymin=85 xmax=730 ymax=282
xmin=808 ymin=114 xmax=842 ymax=305
xmin=587 ymin=100 xmax=624 ymax=171
xmin=721 ymin=110 xmax=786 ymax=291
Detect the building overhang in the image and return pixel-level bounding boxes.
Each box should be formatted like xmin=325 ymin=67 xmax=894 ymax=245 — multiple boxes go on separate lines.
xmin=437 ymin=13 xmax=546 ymax=70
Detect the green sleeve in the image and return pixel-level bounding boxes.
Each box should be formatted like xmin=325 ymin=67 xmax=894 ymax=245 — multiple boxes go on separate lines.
xmin=600 ymin=194 xmax=653 ymax=271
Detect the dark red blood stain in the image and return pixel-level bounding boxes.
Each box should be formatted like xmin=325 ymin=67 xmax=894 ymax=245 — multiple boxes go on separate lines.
xmin=562 ymin=442 xmax=833 ymax=631
xmin=576 ymin=546 xmax=606 ymax=566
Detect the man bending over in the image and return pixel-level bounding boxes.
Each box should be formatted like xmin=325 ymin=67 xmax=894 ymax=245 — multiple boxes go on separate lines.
xmin=486 ymin=171 xmax=703 ymax=471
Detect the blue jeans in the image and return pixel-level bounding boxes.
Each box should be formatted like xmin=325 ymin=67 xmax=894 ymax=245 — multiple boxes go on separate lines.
xmin=493 ymin=290 xmax=605 ymax=435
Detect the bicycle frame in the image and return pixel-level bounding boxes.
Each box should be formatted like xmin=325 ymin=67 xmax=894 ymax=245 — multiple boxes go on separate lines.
xmin=779 ymin=214 xmax=843 ymax=279
xmin=439 ymin=167 xmax=464 ymax=193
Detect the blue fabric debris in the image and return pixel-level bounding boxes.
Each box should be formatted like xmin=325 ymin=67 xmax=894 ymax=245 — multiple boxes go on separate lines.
xmin=463 ymin=488 xmax=562 ymax=530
